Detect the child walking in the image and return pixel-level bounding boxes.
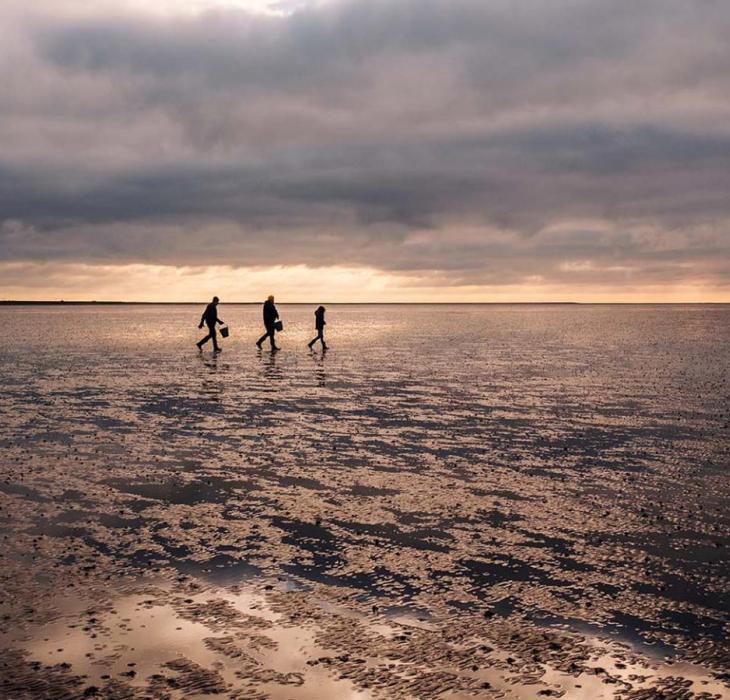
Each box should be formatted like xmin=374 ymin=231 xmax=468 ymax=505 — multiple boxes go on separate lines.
xmin=307 ymin=306 xmax=328 ymax=350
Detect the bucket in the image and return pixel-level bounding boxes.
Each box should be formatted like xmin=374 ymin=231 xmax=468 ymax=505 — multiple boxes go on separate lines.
xmin=220 ymin=325 xmax=229 ymax=338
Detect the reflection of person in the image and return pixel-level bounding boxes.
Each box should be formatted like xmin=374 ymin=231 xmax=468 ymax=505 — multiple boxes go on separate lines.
xmin=261 ymin=345 xmax=282 ymax=382
xmin=196 ymin=296 xmax=224 ymax=352
xmin=307 ymin=305 xmax=328 ymax=350
xmin=311 ymin=344 xmax=326 ymax=387
xmin=256 ymin=295 xmax=280 ymax=351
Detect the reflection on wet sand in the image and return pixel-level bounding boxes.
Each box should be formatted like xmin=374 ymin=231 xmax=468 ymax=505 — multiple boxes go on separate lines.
xmin=198 ymin=351 xmax=222 ymax=372
xmin=260 ymin=347 xmax=284 ymax=386
xmin=311 ymin=347 xmax=327 ymax=386
xmin=1 ymin=580 xmax=726 ymax=700
xmin=2 ymin=583 xmax=372 ymax=699
xmin=0 ymin=304 xmax=728 ymax=698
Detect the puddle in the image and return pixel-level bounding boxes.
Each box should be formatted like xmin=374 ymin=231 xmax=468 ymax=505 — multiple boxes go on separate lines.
xmin=0 ymin=583 xmax=373 ymax=700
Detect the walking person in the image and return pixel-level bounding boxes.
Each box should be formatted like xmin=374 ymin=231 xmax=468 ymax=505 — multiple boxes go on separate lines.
xmin=256 ymin=295 xmax=280 ymax=351
xmin=307 ymin=305 xmax=328 ymax=350
xmin=197 ymin=296 xmax=225 ymax=352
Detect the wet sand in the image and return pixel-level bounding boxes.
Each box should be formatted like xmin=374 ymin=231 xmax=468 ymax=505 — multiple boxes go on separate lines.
xmin=1 ymin=304 xmax=728 ymax=699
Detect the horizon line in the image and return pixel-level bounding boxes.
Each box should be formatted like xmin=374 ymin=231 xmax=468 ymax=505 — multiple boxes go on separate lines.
xmin=2 ymin=300 xmax=728 ymax=306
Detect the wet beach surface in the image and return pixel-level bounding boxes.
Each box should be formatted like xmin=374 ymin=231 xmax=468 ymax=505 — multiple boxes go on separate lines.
xmin=0 ymin=303 xmax=728 ymax=699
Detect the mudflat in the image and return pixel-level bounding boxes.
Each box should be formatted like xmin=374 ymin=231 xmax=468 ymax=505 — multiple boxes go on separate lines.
xmin=0 ymin=304 xmax=728 ymax=699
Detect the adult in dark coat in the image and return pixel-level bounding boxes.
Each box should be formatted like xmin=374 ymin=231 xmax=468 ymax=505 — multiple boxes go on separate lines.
xmin=197 ymin=296 xmax=224 ymax=352
xmin=256 ymin=295 xmax=280 ymax=350
xmin=307 ymin=305 xmax=327 ymax=350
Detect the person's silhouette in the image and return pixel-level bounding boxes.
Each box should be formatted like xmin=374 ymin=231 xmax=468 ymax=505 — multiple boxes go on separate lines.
xmin=307 ymin=305 xmax=328 ymax=350
xmin=256 ymin=295 xmax=280 ymax=351
xmin=196 ymin=296 xmax=224 ymax=352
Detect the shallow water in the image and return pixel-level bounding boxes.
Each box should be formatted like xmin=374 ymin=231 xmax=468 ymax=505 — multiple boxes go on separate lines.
xmin=1 ymin=303 xmax=728 ymax=698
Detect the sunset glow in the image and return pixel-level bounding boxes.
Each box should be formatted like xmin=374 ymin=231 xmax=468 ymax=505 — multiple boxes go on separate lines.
xmin=1 ymin=0 xmax=729 ymax=301
xmin=1 ymin=262 xmax=726 ymax=304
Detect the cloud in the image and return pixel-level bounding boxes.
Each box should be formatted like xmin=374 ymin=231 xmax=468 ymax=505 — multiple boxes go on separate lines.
xmin=1 ymin=0 xmax=729 ymax=297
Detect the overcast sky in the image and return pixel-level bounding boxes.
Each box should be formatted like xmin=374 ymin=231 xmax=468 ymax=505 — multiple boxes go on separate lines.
xmin=1 ymin=0 xmax=729 ymax=301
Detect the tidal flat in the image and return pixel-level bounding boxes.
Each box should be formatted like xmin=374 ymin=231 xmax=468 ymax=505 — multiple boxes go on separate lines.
xmin=0 ymin=303 xmax=728 ymax=699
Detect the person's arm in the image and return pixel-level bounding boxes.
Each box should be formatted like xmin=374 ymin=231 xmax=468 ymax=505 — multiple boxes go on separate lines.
xmin=199 ymin=311 xmax=205 ymax=329
xmin=217 ymin=316 xmax=224 ymax=325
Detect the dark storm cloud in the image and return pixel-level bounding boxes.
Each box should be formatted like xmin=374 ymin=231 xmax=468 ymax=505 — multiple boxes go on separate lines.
xmin=1 ymin=0 xmax=730 ymax=288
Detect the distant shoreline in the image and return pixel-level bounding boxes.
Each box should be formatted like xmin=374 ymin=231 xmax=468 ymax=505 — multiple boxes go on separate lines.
xmin=0 ymin=300 xmax=579 ymax=306
xmin=1 ymin=300 xmax=726 ymax=306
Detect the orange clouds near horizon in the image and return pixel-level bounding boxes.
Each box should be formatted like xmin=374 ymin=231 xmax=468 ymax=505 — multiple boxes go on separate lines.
xmin=1 ymin=262 xmax=727 ymax=304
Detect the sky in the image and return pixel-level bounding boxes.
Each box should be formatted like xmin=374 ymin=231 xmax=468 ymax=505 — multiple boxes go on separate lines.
xmin=1 ymin=0 xmax=729 ymax=302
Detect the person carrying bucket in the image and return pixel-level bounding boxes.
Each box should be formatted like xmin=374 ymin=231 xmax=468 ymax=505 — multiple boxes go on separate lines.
xmin=256 ymin=295 xmax=280 ymax=351
xmin=197 ymin=296 xmax=226 ymax=352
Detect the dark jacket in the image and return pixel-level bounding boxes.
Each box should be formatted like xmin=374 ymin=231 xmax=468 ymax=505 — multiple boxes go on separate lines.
xmin=201 ymin=303 xmax=220 ymax=327
xmin=263 ymin=300 xmax=279 ymax=328
xmin=315 ymin=307 xmax=326 ymax=330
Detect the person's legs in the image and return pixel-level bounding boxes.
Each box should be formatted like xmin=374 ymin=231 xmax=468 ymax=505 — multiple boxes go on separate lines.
xmin=308 ymin=330 xmax=326 ymax=349
xmin=257 ymin=327 xmax=278 ymax=349
xmin=208 ymin=324 xmax=220 ymax=351
xmin=197 ymin=331 xmax=212 ymax=348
